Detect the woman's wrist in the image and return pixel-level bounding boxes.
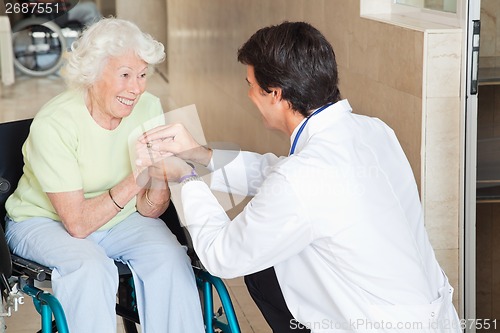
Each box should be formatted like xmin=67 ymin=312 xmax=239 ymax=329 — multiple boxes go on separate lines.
xmin=144 ymin=188 xmax=169 ymax=207
xmin=108 ymin=188 xmax=124 ymax=210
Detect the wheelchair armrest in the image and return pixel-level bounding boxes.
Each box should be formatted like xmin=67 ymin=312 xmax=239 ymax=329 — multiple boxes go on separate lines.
xmin=187 ymin=248 xmax=206 ymax=271
xmin=11 ymin=254 xmax=51 ymax=282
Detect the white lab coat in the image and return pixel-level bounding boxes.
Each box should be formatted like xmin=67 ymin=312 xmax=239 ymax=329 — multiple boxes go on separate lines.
xmin=181 ymin=100 xmax=461 ymax=332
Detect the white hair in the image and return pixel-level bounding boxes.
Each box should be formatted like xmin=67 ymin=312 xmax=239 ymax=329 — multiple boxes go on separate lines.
xmin=64 ymin=17 xmax=165 ymax=90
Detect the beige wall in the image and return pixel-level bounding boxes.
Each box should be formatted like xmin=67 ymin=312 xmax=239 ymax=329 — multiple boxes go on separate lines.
xmin=167 ymin=0 xmax=424 ymax=180
xmin=115 ymin=0 xmax=168 ymax=77
xmin=479 ymin=0 xmax=500 ymax=68
xmin=118 ymin=0 xmax=463 ymax=309
xmin=94 ymin=0 xmax=115 ymax=18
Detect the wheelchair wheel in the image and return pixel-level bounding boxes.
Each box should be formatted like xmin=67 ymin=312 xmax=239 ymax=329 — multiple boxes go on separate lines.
xmin=12 ymin=18 xmax=67 ymax=77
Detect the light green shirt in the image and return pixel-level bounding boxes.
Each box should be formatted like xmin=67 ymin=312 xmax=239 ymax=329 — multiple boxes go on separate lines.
xmin=6 ymin=89 xmax=165 ymax=230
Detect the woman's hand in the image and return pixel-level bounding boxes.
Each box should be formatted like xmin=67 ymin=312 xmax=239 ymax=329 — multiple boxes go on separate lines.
xmin=139 ymin=123 xmax=212 ymax=166
xmin=147 ymin=156 xmax=194 ymax=183
xmin=136 ymin=140 xmax=195 ymax=183
xmin=134 ymin=140 xmax=161 ymax=187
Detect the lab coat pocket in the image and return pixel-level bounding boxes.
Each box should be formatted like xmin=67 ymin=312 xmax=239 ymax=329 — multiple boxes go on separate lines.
xmin=367 ymin=285 xmax=457 ymax=332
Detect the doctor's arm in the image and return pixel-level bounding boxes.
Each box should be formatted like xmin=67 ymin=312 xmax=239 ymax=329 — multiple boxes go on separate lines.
xmin=140 ymin=124 xmax=284 ymax=193
xmin=181 ymin=173 xmax=313 ymax=279
xmin=135 ymin=149 xmax=307 ymax=277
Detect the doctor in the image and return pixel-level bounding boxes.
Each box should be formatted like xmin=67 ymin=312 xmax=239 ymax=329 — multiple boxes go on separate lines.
xmin=138 ymin=21 xmax=461 ymax=332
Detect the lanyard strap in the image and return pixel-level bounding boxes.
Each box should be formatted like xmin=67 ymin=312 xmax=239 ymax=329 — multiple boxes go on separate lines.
xmin=289 ymin=103 xmax=333 ymax=155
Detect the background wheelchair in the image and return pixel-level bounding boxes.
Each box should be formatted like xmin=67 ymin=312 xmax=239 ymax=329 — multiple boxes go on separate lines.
xmin=0 ymin=118 xmax=241 ymax=333
xmin=9 ymin=0 xmax=82 ymax=77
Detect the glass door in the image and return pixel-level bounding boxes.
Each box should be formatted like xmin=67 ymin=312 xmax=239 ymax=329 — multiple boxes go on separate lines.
xmin=463 ymin=0 xmax=480 ymax=329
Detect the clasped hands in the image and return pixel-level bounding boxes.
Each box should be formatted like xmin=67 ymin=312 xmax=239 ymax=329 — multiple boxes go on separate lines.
xmin=135 ymin=123 xmax=209 ymax=183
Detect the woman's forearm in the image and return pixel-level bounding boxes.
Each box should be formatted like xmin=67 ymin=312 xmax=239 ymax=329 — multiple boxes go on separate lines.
xmin=48 ymin=173 xmax=143 ymax=238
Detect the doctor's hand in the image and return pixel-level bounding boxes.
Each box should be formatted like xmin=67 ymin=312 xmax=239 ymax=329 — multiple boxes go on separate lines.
xmin=139 ymin=123 xmax=212 ymax=166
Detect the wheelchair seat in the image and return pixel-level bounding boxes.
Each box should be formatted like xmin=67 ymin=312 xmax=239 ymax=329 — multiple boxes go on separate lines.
xmin=0 ymin=118 xmax=240 ymax=333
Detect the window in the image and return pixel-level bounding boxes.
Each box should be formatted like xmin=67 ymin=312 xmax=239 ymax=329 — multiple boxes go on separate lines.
xmin=396 ymin=0 xmax=457 ymax=14
xmin=360 ymin=0 xmax=462 ymax=29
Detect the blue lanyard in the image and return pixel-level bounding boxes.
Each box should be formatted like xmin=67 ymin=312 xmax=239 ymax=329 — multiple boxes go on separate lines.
xmin=289 ymin=103 xmax=333 ymax=155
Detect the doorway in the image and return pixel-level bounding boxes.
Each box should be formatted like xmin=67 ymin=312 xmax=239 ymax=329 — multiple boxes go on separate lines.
xmin=465 ymin=0 xmax=500 ymax=331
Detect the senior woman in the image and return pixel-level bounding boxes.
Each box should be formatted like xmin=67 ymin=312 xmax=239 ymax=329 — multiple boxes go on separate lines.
xmin=4 ymin=18 xmax=204 ymax=332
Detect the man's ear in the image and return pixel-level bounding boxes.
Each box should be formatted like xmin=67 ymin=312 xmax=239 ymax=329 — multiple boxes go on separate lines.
xmin=270 ymin=87 xmax=283 ymax=104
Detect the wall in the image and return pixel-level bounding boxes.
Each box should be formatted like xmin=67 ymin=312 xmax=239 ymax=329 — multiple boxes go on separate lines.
xmin=94 ymin=0 xmax=115 ymax=18
xmin=115 ymin=0 xmax=168 ymax=77
xmin=421 ymin=29 xmax=461 ymax=307
xmin=118 ymin=0 xmax=463 ymax=309
xmin=167 ymin=0 xmax=425 ymax=174
xmin=479 ymin=0 xmax=500 ymax=68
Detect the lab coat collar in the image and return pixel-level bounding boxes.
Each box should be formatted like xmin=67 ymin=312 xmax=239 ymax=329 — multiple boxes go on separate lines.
xmin=289 ymin=99 xmax=352 ymax=155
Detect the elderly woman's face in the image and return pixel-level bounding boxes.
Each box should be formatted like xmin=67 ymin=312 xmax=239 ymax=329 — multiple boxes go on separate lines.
xmin=89 ymin=51 xmax=148 ymax=121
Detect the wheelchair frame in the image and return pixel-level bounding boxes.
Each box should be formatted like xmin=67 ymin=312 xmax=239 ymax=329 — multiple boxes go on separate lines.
xmin=10 ymin=0 xmax=82 ymax=77
xmin=0 ymin=118 xmax=241 ymax=333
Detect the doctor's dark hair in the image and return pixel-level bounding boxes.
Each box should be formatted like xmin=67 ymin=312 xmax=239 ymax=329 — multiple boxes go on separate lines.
xmin=237 ymin=21 xmax=341 ymax=117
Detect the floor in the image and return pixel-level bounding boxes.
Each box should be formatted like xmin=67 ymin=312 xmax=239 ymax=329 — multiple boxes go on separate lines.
xmin=0 ymin=71 xmax=271 ymax=333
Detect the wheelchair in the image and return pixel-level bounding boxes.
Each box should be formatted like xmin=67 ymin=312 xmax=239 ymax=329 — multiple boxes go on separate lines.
xmin=10 ymin=0 xmax=82 ymax=77
xmin=0 ymin=118 xmax=241 ymax=333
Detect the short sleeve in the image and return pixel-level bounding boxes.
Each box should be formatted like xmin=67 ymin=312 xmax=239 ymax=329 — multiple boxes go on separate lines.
xmin=25 ymin=117 xmax=82 ymax=193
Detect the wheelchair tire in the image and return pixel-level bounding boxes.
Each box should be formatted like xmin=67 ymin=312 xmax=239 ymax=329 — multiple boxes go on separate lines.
xmin=12 ymin=18 xmax=67 ymax=77
xmin=0 ymin=295 xmax=4 ymax=333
